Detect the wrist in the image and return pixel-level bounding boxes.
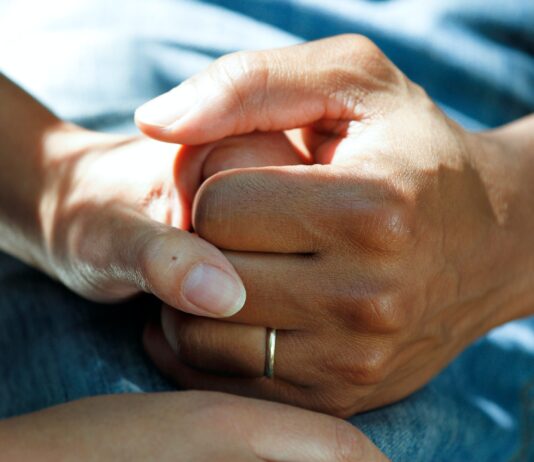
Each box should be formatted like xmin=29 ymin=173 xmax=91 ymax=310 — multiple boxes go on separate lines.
xmin=38 ymin=125 xmax=131 ymax=277
xmin=0 ymin=118 xmax=71 ymax=277
xmin=468 ymin=119 xmax=534 ymax=326
xmin=23 ymin=122 xmax=109 ymax=277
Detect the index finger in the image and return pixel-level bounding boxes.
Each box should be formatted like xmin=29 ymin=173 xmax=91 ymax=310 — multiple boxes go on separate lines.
xmin=135 ymin=34 xmax=402 ymax=145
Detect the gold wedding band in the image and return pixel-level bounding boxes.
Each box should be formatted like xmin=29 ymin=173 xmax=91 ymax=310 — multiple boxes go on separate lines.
xmin=264 ymin=328 xmax=277 ymax=379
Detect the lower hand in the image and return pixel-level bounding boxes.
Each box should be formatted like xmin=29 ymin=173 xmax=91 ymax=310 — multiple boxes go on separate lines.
xmin=0 ymin=390 xmax=388 ymax=461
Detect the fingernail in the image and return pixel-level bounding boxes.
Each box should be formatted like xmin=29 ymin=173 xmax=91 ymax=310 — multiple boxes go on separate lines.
xmin=183 ymin=264 xmax=246 ymax=317
xmin=135 ymin=81 xmax=198 ymax=128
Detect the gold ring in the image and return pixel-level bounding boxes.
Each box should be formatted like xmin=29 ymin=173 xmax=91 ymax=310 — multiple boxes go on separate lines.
xmin=264 ymin=328 xmax=276 ymax=379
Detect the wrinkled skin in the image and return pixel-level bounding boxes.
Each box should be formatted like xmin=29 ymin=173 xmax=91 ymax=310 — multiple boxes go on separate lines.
xmin=138 ymin=35 xmax=534 ymax=417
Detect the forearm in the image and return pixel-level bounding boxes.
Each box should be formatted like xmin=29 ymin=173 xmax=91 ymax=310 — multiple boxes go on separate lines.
xmin=0 ymin=406 xmax=64 ymax=462
xmin=0 ymin=74 xmax=64 ymax=275
xmin=0 ymin=396 xmax=167 ymax=461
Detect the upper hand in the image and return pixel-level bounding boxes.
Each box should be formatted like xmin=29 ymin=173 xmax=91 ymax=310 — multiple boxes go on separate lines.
xmin=137 ymin=35 xmax=533 ymax=416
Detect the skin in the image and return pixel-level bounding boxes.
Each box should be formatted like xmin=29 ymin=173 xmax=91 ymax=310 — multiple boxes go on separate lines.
xmin=0 ymin=73 xmax=304 ymax=317
xmin=0 ymin=74 xmax=385 ymax=458
xmin=0 ymin=391 xmax=388 ymax=461
xmin=136 ymin=35 xmax=534 ymax=418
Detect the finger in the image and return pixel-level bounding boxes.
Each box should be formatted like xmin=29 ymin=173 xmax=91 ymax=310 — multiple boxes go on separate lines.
xmin=135 ymin=34 xmax=402 ymax=145
xmin=217 ymin=251 xmax=325 ymax=329
xmin=202 ymin=132 xmax=306 ymax=178
xmin=145 ymin=323 xmax=371 ymax=419
xmin=80 ymin=205 xmax=246 ymax=317
xmin=144 ymin=322 xmax=311 ymax=407
xmin=193 ymin=160 xmax=402 ymax=253
xmin=160 ymin=307 xmax=314 ymax=385
xmin=192 ymin=164 xmax=342 ymax=253
xmin=175 ymin=131 xmax=305 ymax=207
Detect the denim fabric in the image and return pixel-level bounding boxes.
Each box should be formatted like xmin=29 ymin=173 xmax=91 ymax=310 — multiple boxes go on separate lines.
xmin=0 ymin=1 xmax=533 ymax=460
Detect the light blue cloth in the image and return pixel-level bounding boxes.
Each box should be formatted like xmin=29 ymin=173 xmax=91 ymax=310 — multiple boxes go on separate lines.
xmin=0 ymin=1 xmax=533 ymax=460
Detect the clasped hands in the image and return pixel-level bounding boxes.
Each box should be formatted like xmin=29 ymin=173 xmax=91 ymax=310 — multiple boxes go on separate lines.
xmin=47 ymin=35 xmax=531 ymax=418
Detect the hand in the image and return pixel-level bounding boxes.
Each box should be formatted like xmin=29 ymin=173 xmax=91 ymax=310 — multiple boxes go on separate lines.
xmin=138 ymin=35 xmax=534 ymax=416
xmin=0 ymin=390 xmax=388 ymax=461
xmin=41 ymin=125 xmax=302 ymax=317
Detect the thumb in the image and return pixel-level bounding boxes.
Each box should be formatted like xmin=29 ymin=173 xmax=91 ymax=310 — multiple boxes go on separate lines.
xmin=101 ymin=209 xmax=246 ymax=318
xmin=135 ymin=34 xmax=402 ymax=145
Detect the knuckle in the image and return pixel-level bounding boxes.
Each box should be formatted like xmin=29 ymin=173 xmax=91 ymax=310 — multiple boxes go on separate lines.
xmin=362 ymin=291 xmax=409 ymax=333
xmin=352 ymin=350 xmax=390 ymax=386
xmin=332 ymin=347 xmax=390 ymax=387
xmin=313 ymin=390 xmax=359 ymax=418
xmin=335 ymin=281 xmax=410 ymax=334
xmin=342 ymin=34 xmax=382 ymax=59
xmin=216 ymin=50 xmax=264 ymax=79
xmin=318 ymin=331 xmax=392 ymax=387
xmin=377 ymin=203 xmax=414 ymax=249
xmin=349 ymin=198 xmax=414 ymax=254
xmin=136 ymin=226 xmax=173 ymax=292
xmin=193 ymin=169 xmax=271 ymax=243
xmin=211 ymin=50 xmax=268 ymax=124
xmin=339 ymin=33 xmax=402 ymax=88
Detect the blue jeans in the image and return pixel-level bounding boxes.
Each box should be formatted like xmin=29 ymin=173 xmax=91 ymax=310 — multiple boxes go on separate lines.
xmin=1 ymin=1 xmax=533 ymax=460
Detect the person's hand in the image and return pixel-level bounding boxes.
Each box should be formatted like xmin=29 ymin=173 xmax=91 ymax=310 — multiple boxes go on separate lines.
xmin=137 ymin=35 xmax=534 ymax=417
xmin=0 ymin=390 xmax=388 ymax=461
xmin=41 ymin=127 xmax=302 ymax=317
